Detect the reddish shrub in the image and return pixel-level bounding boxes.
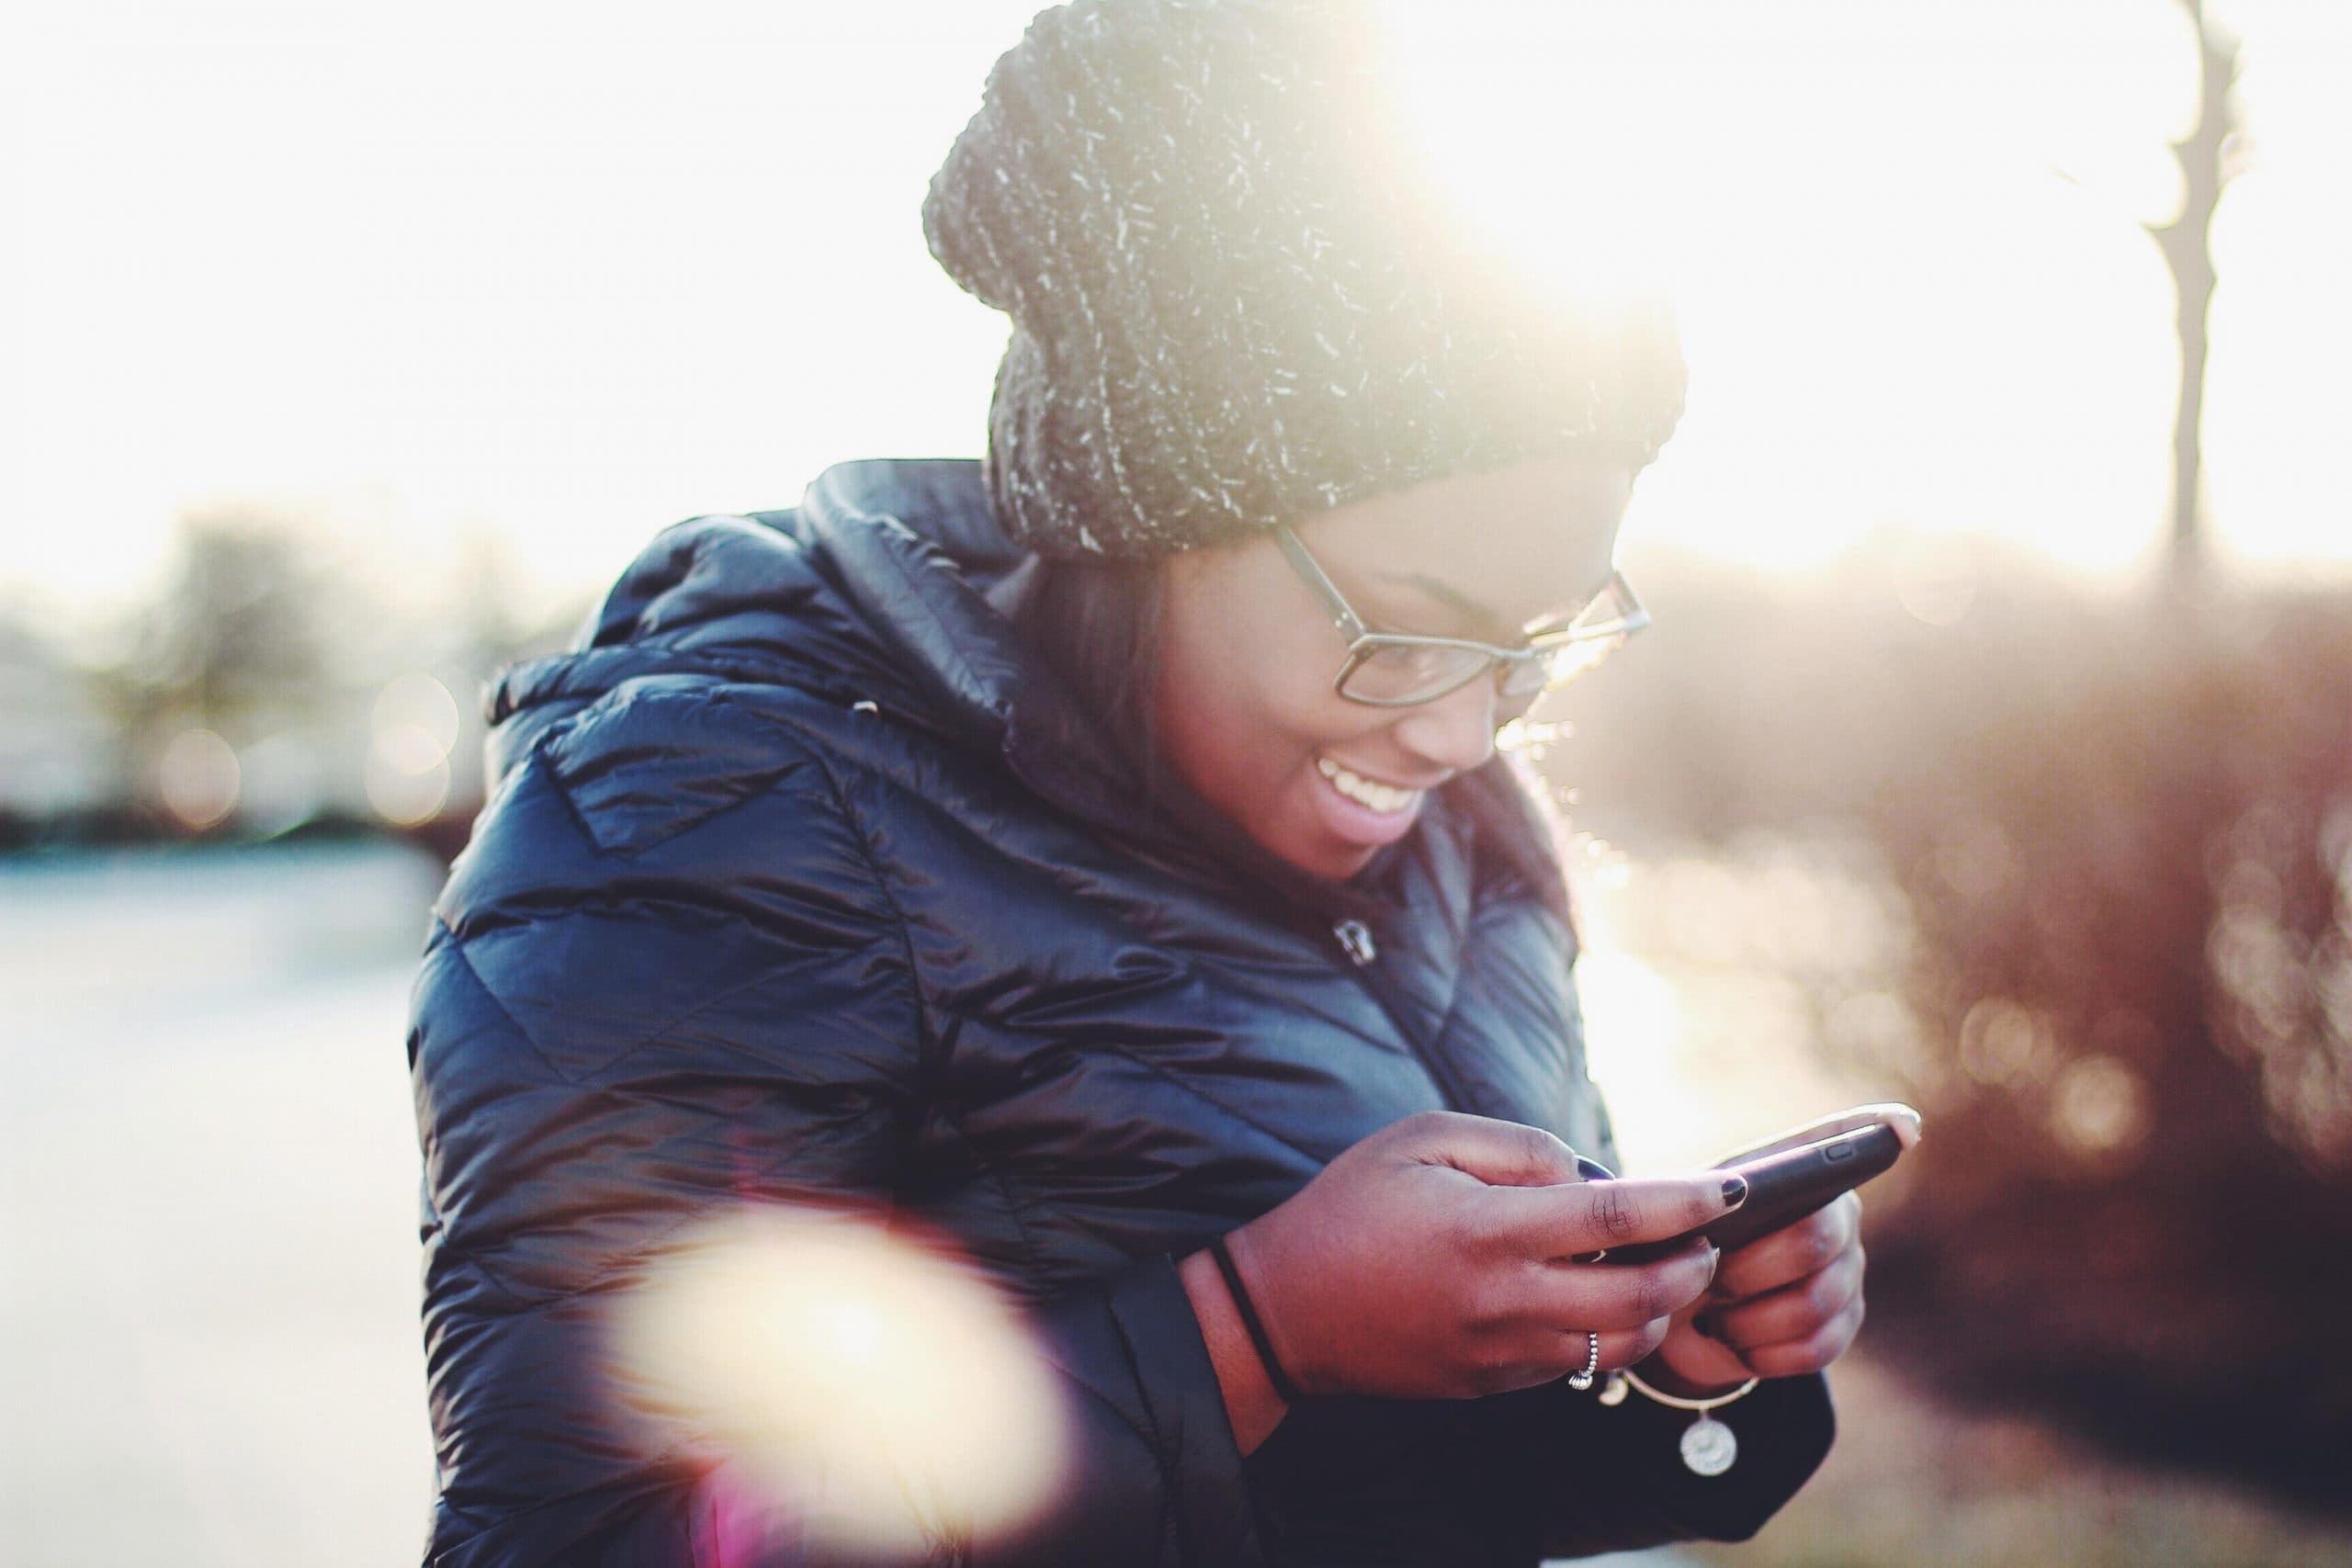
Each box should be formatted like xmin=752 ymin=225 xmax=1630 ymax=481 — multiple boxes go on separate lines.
xmin=1546 ymin=560 xmax=2352 ymax=1509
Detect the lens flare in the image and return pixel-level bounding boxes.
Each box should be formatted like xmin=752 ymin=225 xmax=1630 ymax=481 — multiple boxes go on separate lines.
xmin=607 ymin=1206 xmax=1068 ymax=1561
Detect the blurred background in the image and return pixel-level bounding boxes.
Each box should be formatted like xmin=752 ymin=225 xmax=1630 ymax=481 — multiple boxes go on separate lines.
xmin=5 ymin=1 xmax=2349 ymax=1563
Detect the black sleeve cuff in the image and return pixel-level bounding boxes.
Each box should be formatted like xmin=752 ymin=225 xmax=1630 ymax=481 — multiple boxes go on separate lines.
xmin=1508 ymin=1369 xmax=1837 ymax=1556
xmin=987 ymin=1253 xmax=1271 ymax=1566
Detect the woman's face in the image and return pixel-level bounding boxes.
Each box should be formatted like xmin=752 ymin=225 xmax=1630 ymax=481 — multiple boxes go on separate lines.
xmin=1155 ymin=452 xmax=1636 ymax=883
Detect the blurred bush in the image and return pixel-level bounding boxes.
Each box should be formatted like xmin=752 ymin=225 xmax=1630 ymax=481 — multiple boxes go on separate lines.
xmin=1549 ymin=542 xmax=2352 ymax=1511
xmin=0 ymin=504 xmax=580 ymax=853
xmin=1864 ymin=590 xmax=2352 ymax=1510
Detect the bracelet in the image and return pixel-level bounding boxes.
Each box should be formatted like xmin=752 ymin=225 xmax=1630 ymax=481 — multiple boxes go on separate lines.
xmin=1603 ymin=1369 xmax=1760 ymax=1478
xmin=1615 ymin=1369 xmax=1760 ymax=1412
xmin=1206 ymin=1234 xmax=1306 ymax=1405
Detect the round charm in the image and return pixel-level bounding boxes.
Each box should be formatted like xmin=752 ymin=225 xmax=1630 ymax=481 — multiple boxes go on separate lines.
xmin=1597 ymin=1372 xmax=1630 ymax=1407
xmin=1679 ymin=1416 xmax=1738 ymax=1476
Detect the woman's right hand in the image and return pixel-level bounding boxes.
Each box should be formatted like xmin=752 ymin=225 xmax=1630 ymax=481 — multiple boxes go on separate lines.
xmin=1217 ymin=1111 xmax=1746 ymax=1402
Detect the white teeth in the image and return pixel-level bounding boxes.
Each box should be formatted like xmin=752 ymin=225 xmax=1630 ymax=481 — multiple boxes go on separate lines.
xmin=1316 ymin=756 xmax=1419 ymax=815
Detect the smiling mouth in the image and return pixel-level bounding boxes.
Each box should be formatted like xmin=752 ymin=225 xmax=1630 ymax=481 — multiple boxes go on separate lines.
xmin=1315 ymin=755 xmax=1425 ymax=814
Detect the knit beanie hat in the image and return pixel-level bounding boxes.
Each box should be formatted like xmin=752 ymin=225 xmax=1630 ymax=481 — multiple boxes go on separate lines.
xmin=922 ymin=0 xmax=1686 ymax=561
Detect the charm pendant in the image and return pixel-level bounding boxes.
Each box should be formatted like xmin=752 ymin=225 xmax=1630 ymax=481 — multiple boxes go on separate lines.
xmin=1679 ymin=1415 xmax=1738 ymax=1476
xmin=1606 ymin=1370 xmax=1759 ymax=1475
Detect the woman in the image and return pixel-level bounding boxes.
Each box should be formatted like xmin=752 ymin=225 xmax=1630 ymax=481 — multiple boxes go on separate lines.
xmin=409 ymin=2 xmax=1888 ymax=1562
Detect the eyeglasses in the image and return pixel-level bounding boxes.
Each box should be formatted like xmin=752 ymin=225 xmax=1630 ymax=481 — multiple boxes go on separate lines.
xmin=1273 ymin=524 xmax=1649 ymax=710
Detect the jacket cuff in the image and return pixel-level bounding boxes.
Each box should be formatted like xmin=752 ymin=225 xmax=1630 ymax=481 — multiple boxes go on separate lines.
xmin=1591 ymin=1369 xmax=1837 ymax=1543
xmin=992 ymin=1252 xmax=1269 ymax=1566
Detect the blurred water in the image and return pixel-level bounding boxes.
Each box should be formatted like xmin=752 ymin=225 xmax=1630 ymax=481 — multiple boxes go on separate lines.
xmin=0 ymin=841 xmax=444 ymax=1568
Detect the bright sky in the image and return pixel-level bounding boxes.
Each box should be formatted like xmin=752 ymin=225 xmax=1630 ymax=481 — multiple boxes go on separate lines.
xmin=4 ymin=0 xmax=2347 ymax=627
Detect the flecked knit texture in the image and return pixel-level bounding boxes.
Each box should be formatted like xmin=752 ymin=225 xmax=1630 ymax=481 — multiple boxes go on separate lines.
xmin=922 ymin=0 xmax=1687 ymax=560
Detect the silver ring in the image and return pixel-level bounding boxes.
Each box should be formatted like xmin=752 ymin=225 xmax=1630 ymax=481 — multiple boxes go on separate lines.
xmin=1566 ymin=1331 xmax=1600 ymax=1391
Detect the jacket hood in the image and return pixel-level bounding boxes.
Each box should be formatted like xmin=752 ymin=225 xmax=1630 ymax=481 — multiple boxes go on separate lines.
xmin=488 ymin=459 xmax=1024 ymax=753
xmin=484 ymin=457 xmax=1566 ymax=930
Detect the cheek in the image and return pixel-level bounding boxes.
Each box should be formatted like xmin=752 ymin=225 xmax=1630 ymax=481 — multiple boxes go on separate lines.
xmin=1159 ymin=601 xmax=1381 ymax=813
xmin=1257 ymin=666 xmax=1358 ymax=745
xmin=1182 ymin=663 xmax=1344 ymax=795
xmin=1169 ymin=579 xmax=1344 ymax=746
xmin=1216 ymin=650 xmax=1395 ymax=778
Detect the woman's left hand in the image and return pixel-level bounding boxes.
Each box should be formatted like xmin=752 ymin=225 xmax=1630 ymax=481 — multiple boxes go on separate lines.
xmin=1641 ymin=1190 xmax=1866 ymax=1393
xmin=1636 ymin=1103 xmax=1917 ymax=1393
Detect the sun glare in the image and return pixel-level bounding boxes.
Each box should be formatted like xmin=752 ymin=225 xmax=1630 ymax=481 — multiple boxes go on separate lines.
xmin=1374 ymin=0 xmax=2341 ymax=583
xmin=1376 ymin=2 xmax=1679 ymax=304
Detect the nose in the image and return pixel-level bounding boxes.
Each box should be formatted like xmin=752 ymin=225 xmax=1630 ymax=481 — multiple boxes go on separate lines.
xmin=1388 ymin=671 xmax=1501 ymax=774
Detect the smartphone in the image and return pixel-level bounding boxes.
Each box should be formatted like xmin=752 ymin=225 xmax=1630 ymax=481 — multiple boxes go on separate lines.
xmin=1589 ymin=1121 xmax=1909 ymax=1263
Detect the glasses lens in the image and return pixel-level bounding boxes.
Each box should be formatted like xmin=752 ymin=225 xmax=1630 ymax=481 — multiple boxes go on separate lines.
xmin=1340 ymin=640 xmax=1494 ymax=705
xmin=1503 ymin=579 xmax=1646 ymax=697
xmin=1334 ymin=577 xmax=1647 ymax=708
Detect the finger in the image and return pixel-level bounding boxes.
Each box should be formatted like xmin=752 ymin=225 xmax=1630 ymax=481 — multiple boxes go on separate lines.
xmin=1398 ymin=1111 xmax=1584 ymax=1189
xmin=1707 ymin=1245 xmax=1864 ymax=1349
xmin=1706 ymin=1102 xmax=1921 ymax=1168
xmin=1488 ymin=1170 xmax=1750 ymax=1258
xmin=1656 ymin=1314 xmax=1759 ymax=1389
xmin=1486 ymin=1324 xmax=1674 ymax=1394
xmin=1738 ymin=1294 xmax=1866 ymax=1380
xmin=1591 ymin=1321 xmax=1676 ymax=1374
xmin=1514 ymin=1240 xmax=1720 ymax=1332
xmin=1714 ymin=1191 xmax=1861 ymax=1300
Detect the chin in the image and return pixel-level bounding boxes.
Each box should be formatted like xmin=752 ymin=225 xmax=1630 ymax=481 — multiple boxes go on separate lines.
xmin=1248 ymin=793 xmax=1385 ymax=883
xmin=1280 ymin=839 xmax=1378 ymax=884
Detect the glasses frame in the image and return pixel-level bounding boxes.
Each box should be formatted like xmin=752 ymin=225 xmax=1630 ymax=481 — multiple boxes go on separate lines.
xmin=1272 ymin=523 xmax=1650 ymax=709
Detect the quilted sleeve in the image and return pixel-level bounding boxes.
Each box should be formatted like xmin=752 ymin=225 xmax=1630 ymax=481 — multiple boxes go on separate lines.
xmin=409 ymin=692 xmax=1264 ymax=1567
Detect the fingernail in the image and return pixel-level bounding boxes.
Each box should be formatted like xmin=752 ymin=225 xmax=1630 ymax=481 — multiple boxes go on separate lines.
xmin=1576 ymin=1156 xmax=1617 ymax=1182
xmin=1722 ymin=1175 xmax=1749 ymax=1208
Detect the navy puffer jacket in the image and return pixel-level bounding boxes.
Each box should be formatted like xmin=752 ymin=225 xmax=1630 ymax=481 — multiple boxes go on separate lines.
xmin=408 ymin=457 xmax=1833 ymax=1566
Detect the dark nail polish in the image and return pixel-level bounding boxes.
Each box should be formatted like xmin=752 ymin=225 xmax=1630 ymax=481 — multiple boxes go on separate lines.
xmin=1722 ymin=1175 xmax=1749 ymax=1208
xmin=1576 ymin=1156 xmax=1617 ymax=1182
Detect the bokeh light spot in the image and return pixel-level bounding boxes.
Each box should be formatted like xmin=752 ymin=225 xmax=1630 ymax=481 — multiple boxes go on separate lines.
xmin=365 ymin=752 xmax=449 ymax=827
xmin=158 ymin=728 xmax=240 ymax=829
xmin=2051 ymin=1054 xmax=2150 ymax=1156
xmin=1960 ymin=997 xmax=2051 ymax=1087
xmin=372 ymin=673 xmax=460 ymax=761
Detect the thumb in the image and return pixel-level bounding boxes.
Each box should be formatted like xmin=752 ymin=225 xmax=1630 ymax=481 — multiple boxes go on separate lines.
xmin=1397 ymin=1111 xmax=1583 ymax=1189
